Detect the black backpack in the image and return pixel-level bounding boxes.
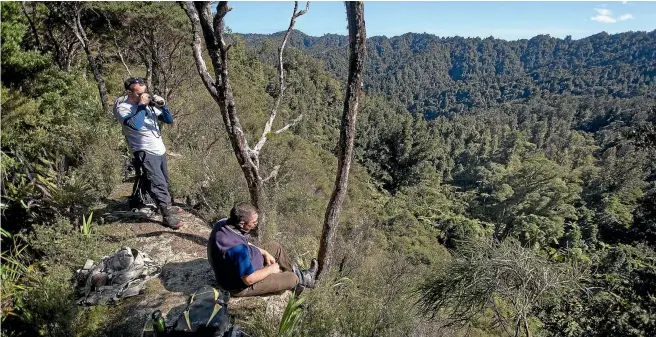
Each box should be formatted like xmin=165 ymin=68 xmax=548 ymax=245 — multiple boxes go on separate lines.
xmin=128 ymin=168 xmax=156 ymax=210
xmin=142 ymin=285 xmax=242 ymax=337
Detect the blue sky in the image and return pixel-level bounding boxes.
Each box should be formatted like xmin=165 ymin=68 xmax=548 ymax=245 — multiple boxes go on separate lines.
xmin=224 ymin=1 xmax=656 ymax=40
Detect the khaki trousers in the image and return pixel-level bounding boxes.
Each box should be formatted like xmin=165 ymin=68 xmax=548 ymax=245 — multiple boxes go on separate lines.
xmin=231 ymin=241 xmax=299 ymax=297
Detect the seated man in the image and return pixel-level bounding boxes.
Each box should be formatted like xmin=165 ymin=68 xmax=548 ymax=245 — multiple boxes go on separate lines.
xmin=207 ymin=202 xmax=317 ymax=297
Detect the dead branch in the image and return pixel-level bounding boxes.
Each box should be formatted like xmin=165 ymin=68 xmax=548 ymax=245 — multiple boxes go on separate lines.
xmin=263 ymin=165 xmax=281 ymax=183
xmin=181 ymin=2 xmax=218 ymax=98
xmin=274 ymin=114 xmax=304 ymax=134
xmin=183 ymin=1 xmax=311 ymax=241
xmin=101 ymin=12 xmax=132 ymax=77
xmin=253 ymin=1 xmax=309 ymax=153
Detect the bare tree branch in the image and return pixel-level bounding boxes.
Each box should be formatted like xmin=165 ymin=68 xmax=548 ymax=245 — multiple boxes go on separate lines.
xmin=96 ymin=10 xmax=135 ymax=77
xmin=262 ymin=165 xmax=281 ymax=183
xmin=181 ymin=1 xmax=218 ymax=98
xmin=204 ymin=134 xmax=223 ymax=152
xmin=274 ymin=114 xmax=303 ymax=135
xmin=113 ymin=36 xmax=133 ymax=76
xmin=253 ymin=1 xmax=309 ymax=153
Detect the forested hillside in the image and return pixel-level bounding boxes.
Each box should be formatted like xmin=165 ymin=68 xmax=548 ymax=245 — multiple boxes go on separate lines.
xmin=248 ymin=28 xmax=656 ymax=336
xmin=2 ymin=2 xmax=655 ymax=337
xmin=244 ymin=30 xmax=656 ymax=116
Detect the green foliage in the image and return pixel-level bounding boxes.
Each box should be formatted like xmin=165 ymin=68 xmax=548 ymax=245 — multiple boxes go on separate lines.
xmin=1 ymin=216 xmax=126 ymax=337
xmin=14 ymin=262 xmax=114 ymax=337
xmin=278 ymin=293 xmax=306 ymax=337
xmin=80 ymin=212 xmax=93 ymax=236
xmin=539 ymin=244 xmax=656 ymax=337
xmin=1 ymin=66 xmax=112 ymax=232
xmin=1 ymin=229 xmax=33 ymax=324
xmin=381 ymin=210 xmax=445 ymax=265
xmin=21 ymin=264 xmax=78 ymax=337
xmin=242 ymin=293 xmax=307 ymax=337
xmin=0 ymin=2 xmax=49 ymax=87
xmin=247 ymin=31 xmax=656 ymax=116
xmin=74 ymin=130 xmax=125 ymax=199
xmin=356 ymin=94 xmax=439 ymax=191
xmin=299 ymin=249 xmax=428 ymax=337
xmin=28 ymin=216 xmax=115 ymax=268
xmin=419 ymin=239 xmax=584 ymax=336
xmin=2 ymin=4 xmax=656 ymax=336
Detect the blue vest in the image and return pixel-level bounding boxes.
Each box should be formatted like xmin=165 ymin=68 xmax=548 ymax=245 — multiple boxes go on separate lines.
xmin=207 ymin=219 xmax=264 ymax=290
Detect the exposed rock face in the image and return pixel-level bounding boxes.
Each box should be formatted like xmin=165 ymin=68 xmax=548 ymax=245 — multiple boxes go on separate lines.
xmin=96 ymin=184 xmax=290 ymax=336
xmin=229 ymin=291 xmax=292 ymax=321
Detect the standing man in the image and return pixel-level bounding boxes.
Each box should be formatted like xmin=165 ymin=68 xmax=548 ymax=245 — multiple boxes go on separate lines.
xmin=207 ymin=202 xmax=317 ymax=297
xmin=113 ymin=77 xmax=182 ymax=229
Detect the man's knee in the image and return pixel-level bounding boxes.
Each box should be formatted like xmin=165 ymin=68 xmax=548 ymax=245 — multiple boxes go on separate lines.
xmin=144 ymin=162 xmax=169 ymax=192
xmin=262 ymin=241 xmax=281 ymax=251
xmin=233 ymin=272 xmax=298 ymax=297
xmin=270 ymin=271 xmax=298 ymax=291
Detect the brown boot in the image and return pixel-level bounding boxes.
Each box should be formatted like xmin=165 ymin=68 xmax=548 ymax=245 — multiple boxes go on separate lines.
xmin=160 ymin=205 xmax=182 ymax=229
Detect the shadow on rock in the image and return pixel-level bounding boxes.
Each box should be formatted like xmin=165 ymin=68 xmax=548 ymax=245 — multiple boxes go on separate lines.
xmin=137 ymin=231 xmax=208 ymax=247
xmin=95 ymin=199 xmax=163 ymax=226
xmin=93 ymin=296 xmax=155 ymax=337
xmin=160 ymin=258 xmax=215 ymax=295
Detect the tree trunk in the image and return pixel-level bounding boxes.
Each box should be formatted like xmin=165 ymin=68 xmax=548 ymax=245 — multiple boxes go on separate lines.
xmin=148 ymin=28 xmax=164 ymax=96
xmin=514 ymin=315 xmax=522 ymax=337
xmin=316 ymin=1 xmax=366 ymax=279
xmin=183 ymin=1 xmax=306 ymax=241
xmin=183 ymin=1 xmax=265 ymax=240
xmin=58 ymin=3 xmax=110 ymax=114
xmin=76 ymin=14 xmax=110 ymax=114
xmin=84 ymin=46 xmax=110 ymax=115
xmin=21 ymin=2 xmax=42 ymax=51
xmin=523 ymin=316 xmax=531 ymax=337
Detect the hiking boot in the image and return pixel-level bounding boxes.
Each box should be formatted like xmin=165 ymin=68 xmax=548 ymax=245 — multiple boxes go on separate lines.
xmin=159 ymin=205 xmax=183 ymax=230
xmin=293 ymin=259 xmax=318 ymax=292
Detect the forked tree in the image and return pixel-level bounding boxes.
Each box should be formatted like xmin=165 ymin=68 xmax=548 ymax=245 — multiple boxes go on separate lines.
xmin=182 ymin=1 xmax=367 ymax=274
xmin=182 ymin=1 xmax=307 ymax=240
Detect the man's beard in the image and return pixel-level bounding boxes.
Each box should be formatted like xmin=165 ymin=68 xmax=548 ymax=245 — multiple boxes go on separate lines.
xmin=234 ymin=224 xmax=250 ymax=235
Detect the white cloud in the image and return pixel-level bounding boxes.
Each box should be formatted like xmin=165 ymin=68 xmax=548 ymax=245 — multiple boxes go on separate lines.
xmin=622 ymin=1 xmax=628 ymax=4
xmin=619 ymin=13 xmax=634 ymax=21
xmin=590 ymin=8 xmax=634 ymax=23
xmin=591 ymin=15 xmax=616 ymax=23
xmin=591 ymin=8 xmax=616 ymax=23
xmin=596 ymin=8 xmax=612 ymax=16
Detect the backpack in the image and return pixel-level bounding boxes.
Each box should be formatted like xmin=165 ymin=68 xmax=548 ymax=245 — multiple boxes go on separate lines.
xmin=128 ymin=161 xmax=157 ymax=210
xmin=77 ymin=247 xmax=161 ymax=306
xmin=115 ymin=96 xmax=161 ymax=212
xmin=142 ymin=285 xmax=242 ymax=337
xmin=170 ymin=285 xmax=231 ymax=336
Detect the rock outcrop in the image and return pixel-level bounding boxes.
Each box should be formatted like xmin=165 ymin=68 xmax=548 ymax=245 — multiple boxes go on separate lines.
xmin=94 ymin=183 xmax=290 ymax=336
